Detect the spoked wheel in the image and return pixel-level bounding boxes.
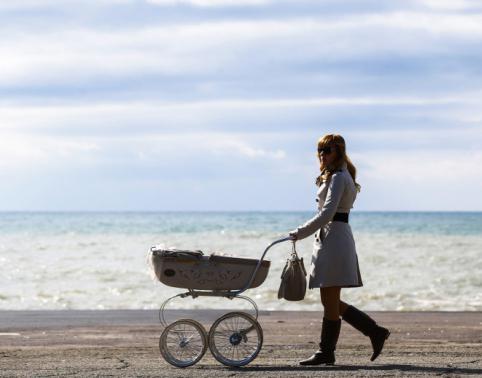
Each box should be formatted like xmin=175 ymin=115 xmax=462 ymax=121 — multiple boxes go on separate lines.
xmin=159 ymin=319 xmax=208 ymax=368
xmin=208 ymin=311 xmax=263 ymax=367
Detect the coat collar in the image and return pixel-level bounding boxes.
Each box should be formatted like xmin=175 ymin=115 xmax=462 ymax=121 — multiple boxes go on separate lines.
xmin=316 ymin=160 xmax=347 ymax=186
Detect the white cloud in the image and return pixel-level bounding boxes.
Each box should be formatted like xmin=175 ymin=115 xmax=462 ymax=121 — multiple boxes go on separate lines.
xmin=0 ymin=132 xmax=100 ymax=171
xmin=147 ymin=0 xmax=273 ymax=6
xmin=0 ymin=0 xmax=272 ymax=9
xmin=1 ymin=93 xmax=480 ymax=132
xmin=1 ymin=0 xmax=480 ymax=11
xmin=0 ymin=0 xmax=133 ymax=9
xmin=2 ymin=12 xmax=482 ymax=87
xmin=0 ymin=130 xmax=287 ymax=175
xmin=349 ymin=126 xmax=482 ymax=151
xmin=354 ymin=150 xmax=482 ymax=182
xmin=209 ymin=139 xmax=286 ymax=159
xmin=419 ymin=0 xmax=478 ymax=11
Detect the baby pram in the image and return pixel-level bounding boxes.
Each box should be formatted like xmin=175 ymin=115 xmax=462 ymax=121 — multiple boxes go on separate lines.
xmin=150 ymin=236 xmax=291 ymax=368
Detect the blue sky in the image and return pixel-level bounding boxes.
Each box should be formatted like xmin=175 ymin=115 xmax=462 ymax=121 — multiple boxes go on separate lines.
xmin=0 ymin=0 xmax=481 ymax=211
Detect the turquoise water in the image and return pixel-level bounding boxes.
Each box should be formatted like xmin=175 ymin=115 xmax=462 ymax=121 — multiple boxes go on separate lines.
xmin=0 ymin=211 xmax=481 ymax=311
xmin=1 ymin=211 xmax=480 ymax=235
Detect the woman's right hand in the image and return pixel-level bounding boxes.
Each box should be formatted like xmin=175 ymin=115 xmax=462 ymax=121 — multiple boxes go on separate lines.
xmin=288 ymin=230 xmax=298 ymax=241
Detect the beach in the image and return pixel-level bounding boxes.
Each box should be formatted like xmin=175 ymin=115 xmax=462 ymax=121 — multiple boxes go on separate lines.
xmin=1 ymin=309 xmax=481 ymax=377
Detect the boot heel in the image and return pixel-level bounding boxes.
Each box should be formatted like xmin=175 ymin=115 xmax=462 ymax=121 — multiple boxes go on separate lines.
xmin=370 ymin=327 xmax=390 ymax=361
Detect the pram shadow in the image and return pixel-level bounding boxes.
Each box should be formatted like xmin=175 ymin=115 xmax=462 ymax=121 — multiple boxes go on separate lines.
xmin=223 ymin=363 xmax=482 ymax=375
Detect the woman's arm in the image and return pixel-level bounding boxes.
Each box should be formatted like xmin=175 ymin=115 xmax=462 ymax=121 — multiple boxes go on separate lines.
xmin=289 ymin=172 xmax=346 ymax=240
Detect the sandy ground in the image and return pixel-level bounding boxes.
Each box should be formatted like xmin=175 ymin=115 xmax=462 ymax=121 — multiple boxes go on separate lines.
xmin=0 ymin=309 xmax=481 ymax=377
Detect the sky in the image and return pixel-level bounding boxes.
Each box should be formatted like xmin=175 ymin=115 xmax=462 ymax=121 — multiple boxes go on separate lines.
xmin=1 ymin=0 xmax=481 ymax=211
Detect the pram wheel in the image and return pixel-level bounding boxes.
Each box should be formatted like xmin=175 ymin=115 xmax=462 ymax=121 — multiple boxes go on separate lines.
xmin=208 ymin=311 xmax=263 ymax=367
xmin=159 ymin=319 xmax=207 ymax=368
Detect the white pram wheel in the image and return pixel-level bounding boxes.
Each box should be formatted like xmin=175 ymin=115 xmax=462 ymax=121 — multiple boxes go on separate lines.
xmin=159 ymin=319 xmax=208 ymax=368
xmin=208 ymin=311 xmax=263 ymax=367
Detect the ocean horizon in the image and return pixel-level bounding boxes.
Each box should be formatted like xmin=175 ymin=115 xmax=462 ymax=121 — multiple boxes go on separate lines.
xmin=1 ymin=211 xmax=480 ymax=312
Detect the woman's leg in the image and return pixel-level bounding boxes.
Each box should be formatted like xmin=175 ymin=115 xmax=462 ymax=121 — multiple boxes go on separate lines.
xmin=320 ymin=289 xmax=351 ymax=316
xmin=320 ymin=287 xmax=341 ymax=320
xmin=340 ymin=303 xmax=391 ymax=361
xmin=339 ymin=300 xmax=349 ymax=316
xmin=299 ymin=286 xmax=342 ymax=365
xmin=323 ymin=291 xmax=390 ymax=361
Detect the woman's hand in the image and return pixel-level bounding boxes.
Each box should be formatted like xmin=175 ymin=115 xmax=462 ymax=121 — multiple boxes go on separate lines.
xmin=288 ymin=230 xmax=298 ymax=241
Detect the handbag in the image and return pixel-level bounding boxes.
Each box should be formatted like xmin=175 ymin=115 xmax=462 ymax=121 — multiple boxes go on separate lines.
xmin=277 ymin=241 xmax=307 ymax=301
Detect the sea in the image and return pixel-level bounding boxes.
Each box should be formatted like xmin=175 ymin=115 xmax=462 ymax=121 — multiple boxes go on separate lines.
xmin=0 ymin=211 xmax=480 ymax=312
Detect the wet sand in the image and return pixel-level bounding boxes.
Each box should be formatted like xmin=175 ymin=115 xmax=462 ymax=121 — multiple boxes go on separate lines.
xmin=0 ymin=309 xmax=481 ymax=377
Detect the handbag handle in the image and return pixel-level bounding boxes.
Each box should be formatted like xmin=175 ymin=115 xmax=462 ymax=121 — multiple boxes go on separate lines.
xmin=290 ymin=240 xmax=299 ymax=260
xmin=290 ymin=240 xmax=307 ymax=275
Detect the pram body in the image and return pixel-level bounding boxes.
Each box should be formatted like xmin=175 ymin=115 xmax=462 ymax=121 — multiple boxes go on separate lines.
xmin=151 ymin=248 xmax=270 ymax=290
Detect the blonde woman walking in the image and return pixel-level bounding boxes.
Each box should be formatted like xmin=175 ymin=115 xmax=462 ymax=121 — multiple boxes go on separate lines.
xmin=288 ymin=134 xmax=390 ymax=365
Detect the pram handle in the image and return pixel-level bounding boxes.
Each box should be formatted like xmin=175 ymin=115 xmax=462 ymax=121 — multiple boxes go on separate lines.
xmin=228 ymin=235 xmax=293 ymax=296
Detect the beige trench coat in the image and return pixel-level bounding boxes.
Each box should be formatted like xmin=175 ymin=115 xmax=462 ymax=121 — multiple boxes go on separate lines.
xmin=291 ymin=161 xmax=363 ymax=289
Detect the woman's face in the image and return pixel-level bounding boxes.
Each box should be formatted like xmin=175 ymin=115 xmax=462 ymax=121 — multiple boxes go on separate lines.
xmin=318 ymin=143 xmax=337 ymax=166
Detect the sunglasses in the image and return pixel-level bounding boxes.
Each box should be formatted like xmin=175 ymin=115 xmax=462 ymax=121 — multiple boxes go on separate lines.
xmin=317 ymin=146 xmax=333 ymax=154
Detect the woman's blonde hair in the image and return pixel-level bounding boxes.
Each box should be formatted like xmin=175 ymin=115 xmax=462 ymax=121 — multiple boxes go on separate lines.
xmin=315 ymin=134 xmax=361 ymax=192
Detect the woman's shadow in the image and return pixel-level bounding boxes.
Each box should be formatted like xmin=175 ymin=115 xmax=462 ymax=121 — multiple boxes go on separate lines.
xmin=222 ymin=362 xmax=482 ymax=375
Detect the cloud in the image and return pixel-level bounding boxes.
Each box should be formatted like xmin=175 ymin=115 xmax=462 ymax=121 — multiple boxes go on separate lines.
xmin=146 ymin=0 xmax=273 ymax=6
xmin=419 ymin=0 xmax=480 ymax=11
xmin=0 ymin=1 xmax=481 ymax=210
xmin=2 ymin=11 xmax=482 ymax=91
xmin=350 ymin=148 xmax=482 ymax=211
xmin=0 ymin=130 xmax=288 ymax=175
xmin=355 ymin=150 xmax=482 ymax=182
xmin=2 ymin=93 xmax=481 ymax=153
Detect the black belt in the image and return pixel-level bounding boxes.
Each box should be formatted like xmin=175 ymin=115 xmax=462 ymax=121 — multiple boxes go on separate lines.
xmin=332 ymin=212 xmax=349 ymax=223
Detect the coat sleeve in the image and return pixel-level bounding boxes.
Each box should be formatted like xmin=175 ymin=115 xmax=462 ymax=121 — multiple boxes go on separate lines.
xmin=292 ymin=172 xmax=346 ymax=240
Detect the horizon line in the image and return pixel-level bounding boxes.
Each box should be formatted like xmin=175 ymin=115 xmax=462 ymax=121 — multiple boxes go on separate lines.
xmin=0 ymin=210 xmax=480 ymax=213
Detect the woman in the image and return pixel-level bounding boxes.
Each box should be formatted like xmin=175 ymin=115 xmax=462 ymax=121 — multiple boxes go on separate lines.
xmin=288 ymin=134 xmax=390 ymax=366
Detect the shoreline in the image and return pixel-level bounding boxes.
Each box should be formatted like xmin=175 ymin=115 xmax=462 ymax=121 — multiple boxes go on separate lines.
xmin=1 ymin=310 xmax=481 ymax=377
xmin=0 ymin=309 xmax=480 ymax=328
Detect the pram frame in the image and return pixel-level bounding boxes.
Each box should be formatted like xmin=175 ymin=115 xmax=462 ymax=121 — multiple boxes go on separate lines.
xmin=158 ymin=236 xmax=292 ymax=326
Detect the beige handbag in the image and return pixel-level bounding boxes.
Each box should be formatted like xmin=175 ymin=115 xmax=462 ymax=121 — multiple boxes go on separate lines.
xmin=277 ymin=241 xmax=307 ymax=301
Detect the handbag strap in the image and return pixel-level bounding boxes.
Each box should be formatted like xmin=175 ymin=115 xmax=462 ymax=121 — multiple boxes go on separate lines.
xmin=290 ymin=240 xmax=299 ymax=260
xmin=291 ymin=241 xmax=307 ymax=275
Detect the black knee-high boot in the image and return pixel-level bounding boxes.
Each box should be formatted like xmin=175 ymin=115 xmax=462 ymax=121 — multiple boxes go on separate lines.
xmin=341 ymin=305 xmax=390 ymax=361
xmin=299 ymin=317 xmax=341 ymax=366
